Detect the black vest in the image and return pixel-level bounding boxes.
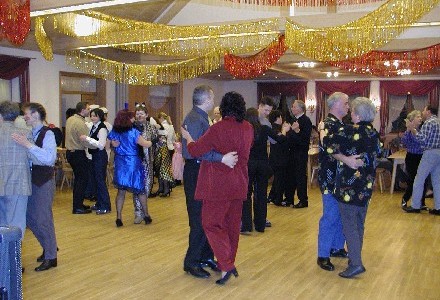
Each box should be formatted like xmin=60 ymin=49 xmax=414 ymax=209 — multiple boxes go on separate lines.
xmin=88 ymin=122 xmax=108 ymax=154
xmin=32 ymin=126 xmax=55 ymax=187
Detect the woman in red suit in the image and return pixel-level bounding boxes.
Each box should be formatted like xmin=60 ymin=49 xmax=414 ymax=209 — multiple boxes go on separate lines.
xmin=181 ymin=91 xmax=254 ymax=285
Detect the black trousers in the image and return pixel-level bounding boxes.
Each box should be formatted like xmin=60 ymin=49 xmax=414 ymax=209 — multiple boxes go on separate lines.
xmin=403 ymin=152 xmax=427 ymax=204
xmin=269 ymin=165 xmax=288 ymax=205
xmin=285 ymin=149 xmax=308 ymax=204
xmin=183 ymin=160 xmax=214 ymax=268
xmin=66 ymin=150 xmax=88 ymax=210
xmin=91 ymin=150 xmax=111 ymax=211
xmin=242 ymin=159 xmax=272 ymax=232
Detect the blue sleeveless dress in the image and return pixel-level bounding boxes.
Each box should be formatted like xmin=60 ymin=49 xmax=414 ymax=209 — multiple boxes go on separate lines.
xmin=108 ymin=127 xmax=146 ymax=194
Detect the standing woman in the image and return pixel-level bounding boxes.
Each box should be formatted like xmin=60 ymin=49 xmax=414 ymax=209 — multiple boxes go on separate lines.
xmin=181 ymin=91 xmax=254 ymax=285
xmin=327 ymin=97 xmax=381 ymax=278
xmin=241 ymin=108 xmax=289 ymax=233
xmin=11 ymin=102 xmax=58 ymax=271
xmin=132 ymin=104 xmax=158 ymax=224
xmin=108 ymin=109 xmax=153 ymax=227
xmin=152 ymin=112 xmax=175 ymax=197
xmin=400 ymin=110 xmax=427 ymax=208
xmin=80 ymin=108 xmax=111 ymax=214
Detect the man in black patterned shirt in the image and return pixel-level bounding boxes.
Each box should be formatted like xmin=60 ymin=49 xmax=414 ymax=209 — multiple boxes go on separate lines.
xmin=316 ymin=92 xmax=363 ymax=271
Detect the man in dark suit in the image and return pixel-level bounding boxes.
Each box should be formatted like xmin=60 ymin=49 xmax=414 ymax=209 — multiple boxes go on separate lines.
xmin=285 ymin=100 xmax=312 ymax=208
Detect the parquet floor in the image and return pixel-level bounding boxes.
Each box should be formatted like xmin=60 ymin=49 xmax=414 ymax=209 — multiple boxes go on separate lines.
xmin=21 ymin=184 xmax=440 ymax=300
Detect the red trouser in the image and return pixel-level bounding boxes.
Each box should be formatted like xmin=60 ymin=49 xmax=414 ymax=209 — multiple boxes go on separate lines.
xmin=201 ymin=199 xmax=243 ymax=272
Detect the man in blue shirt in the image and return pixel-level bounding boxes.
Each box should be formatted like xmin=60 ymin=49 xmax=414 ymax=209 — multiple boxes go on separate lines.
xmin=182 ymin=85 xmax=238 ymax=279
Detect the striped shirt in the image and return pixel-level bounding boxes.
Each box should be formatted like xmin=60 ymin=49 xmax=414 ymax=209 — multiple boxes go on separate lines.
xmin=415 ymin=116 xmax=440 ymax=150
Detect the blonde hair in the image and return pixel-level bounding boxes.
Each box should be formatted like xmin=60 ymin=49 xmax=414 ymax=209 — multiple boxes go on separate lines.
xmin=158 ymin=111 xmax=172 ymax=124
xmin=407 ymin=110 xmax=421 ymax=122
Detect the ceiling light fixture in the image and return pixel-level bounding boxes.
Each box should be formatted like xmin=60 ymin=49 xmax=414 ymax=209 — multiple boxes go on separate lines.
xmin=326 ymin=71 xmax=339 ymax=78
xmin=74 ymin=15 xmax=101 ymax=36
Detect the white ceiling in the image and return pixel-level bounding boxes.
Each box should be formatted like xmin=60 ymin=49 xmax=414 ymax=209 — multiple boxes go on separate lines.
xmin=3 ymin=0 xmax=440 ymax=81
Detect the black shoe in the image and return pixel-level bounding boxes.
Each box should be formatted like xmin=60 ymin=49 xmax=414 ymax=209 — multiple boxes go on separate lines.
xmin=96 ymin=209 xmax=111 ymax=215
xmin=330 ymin=248 xmax=349 ymax=258
xmin=37 ymin=247 xmax=59 ymax=262
xmin=421 ymin=205 xmax=429 ymax=211
xmin=265 ymin=220 xmax=272 ymax=227
xmin=293 ymin=201 xmax=308 ymax=208
xmin=401 ymin=198 xmax=408 ymax=208
xmin=72 ymin=208 xmax=92 ymax=214
xmin=91 ymin=205 xmax=98 ymax=210
xmin=216 ymin=268 xmax=239 ymax=285
xmin=429 ymin=209 xmax=440 ymax=215
xmin=83 ymin=204 xmax=91 ymax=210
xmin=184 ymin=266 xmax=211 ymax=278
xmin=317 ymin=257 xmax=334 ymax=271
xmin=116 ymin=219 xmax=123 ymax=227
xmin=403 ymin=206 xmax=421 ymax=213
xmin=35 ymin=258 xmax=57 ymax=272
xmin=144 ymin=215 xmax=152 ymax=224
xmin=200 ymin=259 xmax=221 ymax=272
xmin=338 ymin=265 xmax=366 ymax=278
xmin=281 ymin=200 xmax=292 ymax=207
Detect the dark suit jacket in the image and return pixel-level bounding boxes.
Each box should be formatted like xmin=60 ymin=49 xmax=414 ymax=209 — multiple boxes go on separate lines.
xmin=287 ymin=114 xmax=312 ymax=155
xmin=187 ymin=116 xmax=254 ymax=202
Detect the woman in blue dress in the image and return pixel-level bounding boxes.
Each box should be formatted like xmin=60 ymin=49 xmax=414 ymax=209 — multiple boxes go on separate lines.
xmin=108 ymin=109 xmax=153 ymax=227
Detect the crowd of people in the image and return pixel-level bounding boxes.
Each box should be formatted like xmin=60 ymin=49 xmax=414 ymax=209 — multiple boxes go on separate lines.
xmin=0 ymin=87 xmax=438 ymax=284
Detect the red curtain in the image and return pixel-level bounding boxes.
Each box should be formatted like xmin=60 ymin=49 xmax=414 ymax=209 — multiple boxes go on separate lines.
xmin=257 ymin=81 xmax=307 ymax=101
xmin=379 ymin=80 xmax=440 ymax=135
xmin=315 ymin=81 xmax=370 ymax=124
xmin=0 ymin=54 xmax=30 ymax=103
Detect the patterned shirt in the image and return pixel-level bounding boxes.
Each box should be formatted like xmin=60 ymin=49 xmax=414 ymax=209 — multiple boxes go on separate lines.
xmin=317 ymin=113 xmax=344 ymax=195
xmin=401 ymin=130 xmax=423 ymax=154
xmin=328 ymin=121 xmax=381 ymax=207
xmin=415 ymin=115 xmax=440 ymax=150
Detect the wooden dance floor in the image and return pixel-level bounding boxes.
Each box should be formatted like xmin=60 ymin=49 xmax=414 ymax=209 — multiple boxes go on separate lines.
xmin=21 ymin=184 xmax=440 ymax=299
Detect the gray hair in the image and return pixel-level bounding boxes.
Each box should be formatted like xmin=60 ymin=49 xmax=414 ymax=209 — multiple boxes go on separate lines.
xmin=193 ymin=85 xmax=213 ymax=106
xmin=327 ymin=92 xmax=348 ymax=109
xmin=0 ymin=101 xmax=20 ymax=121
xmin=294 ymin=100 xmax=306 ymax=113
xmin=407 ymin=110 xmax=421 ymax=121
xmin=351 ymin=97 xmax=376 ymax=122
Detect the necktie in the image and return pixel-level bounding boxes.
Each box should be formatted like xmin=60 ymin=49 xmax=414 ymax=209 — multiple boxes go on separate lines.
xmin=90 ymin=125 xmax=96 ymax=135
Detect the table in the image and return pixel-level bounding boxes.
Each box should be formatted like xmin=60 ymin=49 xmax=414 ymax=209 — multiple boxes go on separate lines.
xmin=307 ymin=146 xmax=319 ymax=187
xmin=388 ymin=149 xmax=406 ymax=194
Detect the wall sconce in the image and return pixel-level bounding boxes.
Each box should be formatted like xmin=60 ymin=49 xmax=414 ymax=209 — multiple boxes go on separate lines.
xmin=306 ymin=98 xmax=316 ymax=113
xmin=372 ymin=98 xmax=381 ymax=111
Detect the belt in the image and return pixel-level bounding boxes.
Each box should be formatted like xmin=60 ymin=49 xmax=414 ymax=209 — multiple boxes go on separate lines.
xmin=67 ymin=149 xmax=85 ymax=153
xmin=185 ymin=159 xmax=201 ymax=164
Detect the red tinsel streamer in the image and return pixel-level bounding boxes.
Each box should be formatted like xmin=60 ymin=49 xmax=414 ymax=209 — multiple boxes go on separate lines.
xmin=224 ymin=35 xmax=287 ymax=79
xmin=0 ymin=0 xmax=30 ymax=45
xmin=328 ymin=44 xmax=440 ymax=77
xmin=294 ymin=0 xmax=384 ymax=6
xmin=222 ymin=0 xmax=382 ymax=7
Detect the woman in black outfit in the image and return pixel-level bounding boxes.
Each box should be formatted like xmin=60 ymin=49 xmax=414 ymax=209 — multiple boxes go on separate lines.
xmin=241 ymin=108 xmax=290 ymax=233
xmin=267 ymin=110 xmax=290 ymax=206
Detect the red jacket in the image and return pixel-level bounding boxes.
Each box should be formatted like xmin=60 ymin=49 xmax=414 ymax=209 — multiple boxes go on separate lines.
xmin=187 ymin=116 xmax=254 ymax=202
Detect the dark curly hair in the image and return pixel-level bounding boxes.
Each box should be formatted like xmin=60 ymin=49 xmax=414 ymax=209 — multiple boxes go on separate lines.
xmin=219 ymin=91 xmax=246 ymax=122
xmin=113 ymin=109 xmax=134 ymax=132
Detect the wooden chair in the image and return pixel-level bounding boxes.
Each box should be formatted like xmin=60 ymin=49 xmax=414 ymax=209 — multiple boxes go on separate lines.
xmin=375 ymin=167 xmax=391 ymax=193
xmin=58 ymin=149 xmax=74 ymax=190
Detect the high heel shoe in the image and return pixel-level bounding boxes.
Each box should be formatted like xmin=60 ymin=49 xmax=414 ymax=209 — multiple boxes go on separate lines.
xmin=144 ymin=215 xmax=152 ymax=224
xmin=159 ymin=191 xmax=171 ymax=197
xmin=115 ymin=219 xmax=123 ymax=227
xmin=215 ymin=268 xmax=239 ymax=285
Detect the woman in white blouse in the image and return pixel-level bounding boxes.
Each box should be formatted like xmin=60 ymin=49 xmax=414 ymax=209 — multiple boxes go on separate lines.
xmin=80 ymin=108 xmax=111 ymax=214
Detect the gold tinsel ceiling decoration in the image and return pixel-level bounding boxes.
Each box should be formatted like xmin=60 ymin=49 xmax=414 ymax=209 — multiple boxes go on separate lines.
xmin=285 ymin=0 xmax=440 ymax=61
xmin=65 ymin=50 xmax=221 ymax=86
xmin=51 ymin=11 xmax=280 ymax=57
